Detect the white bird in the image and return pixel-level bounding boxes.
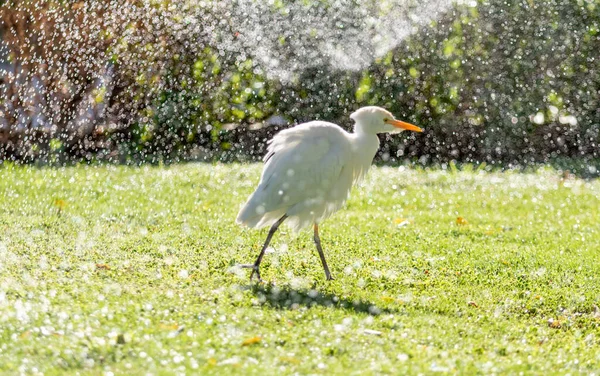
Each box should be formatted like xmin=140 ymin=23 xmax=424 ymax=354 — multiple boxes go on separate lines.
xmin=237 ymin=106 xmax=423 ymax=281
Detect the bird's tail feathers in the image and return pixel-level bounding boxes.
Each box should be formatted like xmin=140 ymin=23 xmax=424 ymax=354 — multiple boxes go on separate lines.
xmin=236 ymin=191 xmax=287 ymax=229
xmin=236 ymin=207 xmax=287 ymax=229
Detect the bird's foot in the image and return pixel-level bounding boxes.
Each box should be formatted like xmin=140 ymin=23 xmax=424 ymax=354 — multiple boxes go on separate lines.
xmin=326 ymin=274 xmax=335 ymax=281
xmin=239 ymin=264 xmax=263 ymax=282
xmin=249 ymin=268 xmax=262 ymax=282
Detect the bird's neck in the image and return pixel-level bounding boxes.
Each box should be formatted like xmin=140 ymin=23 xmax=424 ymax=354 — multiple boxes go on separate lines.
xmin=350 ymin=130 xmax=380 ymax=181
xmin=353 ymin=131 xmax=379 ymax=156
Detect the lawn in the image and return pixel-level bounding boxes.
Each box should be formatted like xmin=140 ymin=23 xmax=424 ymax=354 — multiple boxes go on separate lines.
xmin=1 ymin=163 xmax=599 ymax=374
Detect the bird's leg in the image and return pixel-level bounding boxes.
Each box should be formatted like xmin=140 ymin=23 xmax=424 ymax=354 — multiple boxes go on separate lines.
xmin=313 ymin=224 xmax=334 ymax=281
xmin=242 ymin=215 xmax=287 ymax=282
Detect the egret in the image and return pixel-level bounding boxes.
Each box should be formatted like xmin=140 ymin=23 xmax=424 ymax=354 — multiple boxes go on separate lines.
xmin=237 ymin=106 xmax=423 ymax=281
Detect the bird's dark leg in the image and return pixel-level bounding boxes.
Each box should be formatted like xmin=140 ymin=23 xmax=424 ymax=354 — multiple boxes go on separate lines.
xmin=313 ymin=224 xmax=334 ymax=281
xmin=242 ymin=215 xmax=287 ymax=282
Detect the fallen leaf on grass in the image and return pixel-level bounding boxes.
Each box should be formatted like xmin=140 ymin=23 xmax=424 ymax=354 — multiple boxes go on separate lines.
xmin=54 ymin=199 xmax=66 ymax=209
xmin=219 ymin=357 xmax=241 ymax=366
xmin=394 ymin=218 xmax=410 ymax=227
xmin=456 ymin=217 xmax=469 ymax=225
xmin=160 ymin=323 xmax=179 ymax=330
xmin=279 ymin=356 xmax=301 ymax=365
xmin=95 ymin=263 xmax=111 ymax=270
xmin=363 ymin=329 xmax=382 ymax=336
xmin=242 ymin=336 xmax=262 ymax=346
xmin=468 ymin=301 xmax=479 ymax=308
xmin=168 ymin=327 xmax=185 ymax=338
xmin=54 ymin=199 xmax=67 ymax=215
xmin=548 ymin=319 xmax=561 ymax=329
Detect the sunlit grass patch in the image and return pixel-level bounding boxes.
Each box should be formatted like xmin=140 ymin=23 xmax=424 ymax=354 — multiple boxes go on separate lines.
xmin=0 ymin=164 xmax=599 ymax=374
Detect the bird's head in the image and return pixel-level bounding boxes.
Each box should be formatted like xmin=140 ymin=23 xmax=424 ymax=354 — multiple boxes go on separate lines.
xmin=350 ymin=106 xmax=422 ymax=135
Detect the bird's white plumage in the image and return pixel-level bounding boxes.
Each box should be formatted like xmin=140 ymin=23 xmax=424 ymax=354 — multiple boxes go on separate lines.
xmin=237 ymin=106 xmax=421 ymax=233
xmin=236 ymin=121 xmax=357 ymax=232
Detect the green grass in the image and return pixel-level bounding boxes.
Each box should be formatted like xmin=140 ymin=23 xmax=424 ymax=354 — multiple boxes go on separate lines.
xmin=1 ymin=163 xmax=600 ymax=374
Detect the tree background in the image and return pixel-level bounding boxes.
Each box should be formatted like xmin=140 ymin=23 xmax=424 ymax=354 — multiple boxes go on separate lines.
xmin=1 ymin=0 xmax=598 ymax=174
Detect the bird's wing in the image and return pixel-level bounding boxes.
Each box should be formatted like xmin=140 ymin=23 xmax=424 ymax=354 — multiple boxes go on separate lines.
xmin=237 ymin=121 xmax=352 ymax=228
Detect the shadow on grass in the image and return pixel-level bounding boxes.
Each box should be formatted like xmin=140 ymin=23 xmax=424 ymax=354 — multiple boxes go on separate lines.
xmin=248 ymin=284 xmax=398 ymax=316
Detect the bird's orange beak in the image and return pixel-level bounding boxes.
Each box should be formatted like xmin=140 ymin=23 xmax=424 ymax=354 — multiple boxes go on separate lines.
xmin=385 ymin=118 xmax=423 ymax=132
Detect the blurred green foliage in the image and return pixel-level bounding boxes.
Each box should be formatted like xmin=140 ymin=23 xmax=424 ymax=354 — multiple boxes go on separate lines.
xmin=0 ymin=0 xmax=599 ymax=172
xmin=275 ymin=0 xmax=600 ymax=169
